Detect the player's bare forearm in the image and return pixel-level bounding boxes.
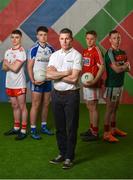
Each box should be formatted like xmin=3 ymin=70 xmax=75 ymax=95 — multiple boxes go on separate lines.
xmin=46 ymin=66 xmax=71 ymax=80
xmin=28 ymin=69 xmax=35 ymax=83
xmin=46 ymin=71 xmax=69 ymax=80
xmin=124 ymin=62 xmax=130 ymax=72
xmin=7 ymin=64 xmax=19 ymax=73
xmin=62 ymin=75 xmax=78 ymax=84
xmin=93 ymin=64 xmax=104 ymax=84
xmin=2 ymin=61 xmax=9 ymax=71
xmin=27 ymin=60 xmax=35 ymax=83
xmin=83 ymin=65 xmax=104 ymax=87
xmin=4 ymin=60 xmax=23 ymax=73
xmin=62 ymin=69 xmax=80 ymax=84
xmin=112 ymin=63 xmax=130 ymax=73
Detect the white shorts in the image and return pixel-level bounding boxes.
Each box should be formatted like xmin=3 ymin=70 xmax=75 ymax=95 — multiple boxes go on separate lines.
xmin=83 ymin=87 xmax=100 ymax=101
xmin=104 ymin=87 xmax=123 ymax=102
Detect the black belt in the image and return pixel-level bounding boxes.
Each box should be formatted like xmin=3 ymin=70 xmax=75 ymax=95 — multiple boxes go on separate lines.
xmin=54 ymin=89 xmax=79 ymax=95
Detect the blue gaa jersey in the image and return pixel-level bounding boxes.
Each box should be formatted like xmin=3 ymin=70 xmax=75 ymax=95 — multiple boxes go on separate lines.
xmin=28 ymin=42 xmax=55 ymax=77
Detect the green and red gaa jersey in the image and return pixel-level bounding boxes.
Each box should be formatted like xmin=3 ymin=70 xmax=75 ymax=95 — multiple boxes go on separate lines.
xmin=82 ymin=45 xmax=104 ymax=87
xmin=105 ymin=48 xmax=127 ymax=87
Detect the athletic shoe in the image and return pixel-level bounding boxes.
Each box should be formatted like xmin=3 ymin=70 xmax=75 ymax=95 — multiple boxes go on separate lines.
xmin=15 ymin=132 xmax=27 ymax=140
xmin=31 ymin=131 xmax=41 ymax=140
xmin=111 ymin=128 xmax=127 ymax=137
xmin=103 ymin=132 xmax=119 ymax=143
xmin=49 ymin=155 xmax=65 ymax=164
xmin=62 ymin=159 xmax=73 ymax=169
xmin=80 ymin=129 xmax=92 ymax=137
xmin=81 ymin=132 xmax=99 ymax=141
xmin=4 ymin=128 xmax=20 ymax=136
xmin=41 ymin=127 xmax=54 ymax=135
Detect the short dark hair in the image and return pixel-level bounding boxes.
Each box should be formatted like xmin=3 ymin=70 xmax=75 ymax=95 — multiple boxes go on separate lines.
xmin=60 ymin=28 xmax=73 ymax=38
xmin=11 ymin=29 xmax=22 ymax=36
xmin=109 ymin=30 xmax=119 ymax=36
xmin=86 ymin=30 xmax=97 ymax=37
xmin=36 ymin=26 xmax=48 ymax=33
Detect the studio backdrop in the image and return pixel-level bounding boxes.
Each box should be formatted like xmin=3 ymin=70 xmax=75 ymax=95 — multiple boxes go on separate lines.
xmin=0 ymin=0 xmax=132 ymax=103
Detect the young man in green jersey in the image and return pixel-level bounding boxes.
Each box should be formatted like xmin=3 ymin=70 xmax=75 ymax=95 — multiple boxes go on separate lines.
xmin=103 ymin=30 xmax=130 ymax=143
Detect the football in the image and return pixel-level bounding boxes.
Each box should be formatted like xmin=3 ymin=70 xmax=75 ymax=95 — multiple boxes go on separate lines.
xmin=34 ymin=69 xmax=46 ymax=82
xmin=81 ymin=72 xmax=94 ymax=84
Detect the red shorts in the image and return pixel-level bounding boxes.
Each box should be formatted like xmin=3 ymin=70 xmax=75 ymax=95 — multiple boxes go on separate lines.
xmin=6 ymin=88 xmax=27 ymax=97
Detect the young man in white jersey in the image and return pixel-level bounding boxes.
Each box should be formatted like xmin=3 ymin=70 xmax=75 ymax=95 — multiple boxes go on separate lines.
xmin=27 ymin=26 xmax=55 ymax=140
xmin=3 ymin=29 xmax=28 ymax=140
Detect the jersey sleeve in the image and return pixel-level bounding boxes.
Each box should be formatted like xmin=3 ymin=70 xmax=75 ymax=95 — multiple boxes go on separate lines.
xmin=4 ymin=50 xmax=8 ymax=59
xmin=28 ymin=46 xmax=38 ymax=61
xmin=16 ymin=49 xmax=26 ymax=62
xmin=48 ymin=53 xmax=56 ymax=67
xmin=107 ymin=48 xmax=115 ymax=63
xmin=49 ymin=45 xmax=55 ymax=53
xmin=28 ymin=48 xmax=34 ymax=61
xmin=95 ymin=46 xmax=104 ymax=65
xmin=105 ymin=51 xmax=112 ymax=67
xmin=73 ymin=53 xmax=82 ymax=70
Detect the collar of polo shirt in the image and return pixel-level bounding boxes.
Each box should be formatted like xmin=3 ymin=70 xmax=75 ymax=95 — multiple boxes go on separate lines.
xmin=61 ymin=47 xmax=73 ymax=54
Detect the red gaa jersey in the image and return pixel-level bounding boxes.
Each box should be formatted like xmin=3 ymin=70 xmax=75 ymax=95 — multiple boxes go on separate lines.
xmin=82 ymin=46 xmax=104 ymax=87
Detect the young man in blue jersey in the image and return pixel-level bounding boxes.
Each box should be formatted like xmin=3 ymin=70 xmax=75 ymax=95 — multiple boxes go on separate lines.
xmin=27 ymin=26 xmax=55 ymax=140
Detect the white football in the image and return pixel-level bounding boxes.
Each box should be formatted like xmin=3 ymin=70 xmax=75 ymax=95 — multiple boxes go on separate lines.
xmin=81 ymin=72 xmax=94 ymax=84
xmin=34 ymin=70 xmax=46 ymax=82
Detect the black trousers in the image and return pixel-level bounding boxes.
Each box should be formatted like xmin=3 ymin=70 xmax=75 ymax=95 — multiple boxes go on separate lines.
xmin=51 ymin=89 xmax=80 ymax=160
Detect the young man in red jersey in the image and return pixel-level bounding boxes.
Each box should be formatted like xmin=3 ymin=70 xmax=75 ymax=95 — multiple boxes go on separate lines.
xmin=103 ymin=30 xmax=130 ymax=142
xmin=2 ymin=29 xmax=28 ymax=140
xmin=80 ymin=30 xmax=104 ymax=141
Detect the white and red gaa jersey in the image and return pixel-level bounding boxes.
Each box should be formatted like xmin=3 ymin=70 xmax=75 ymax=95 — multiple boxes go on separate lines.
xmin=5 ymin=46 xmax=26 ymax=89
xmin=82 ymin=46 xmax=103 ymax=76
